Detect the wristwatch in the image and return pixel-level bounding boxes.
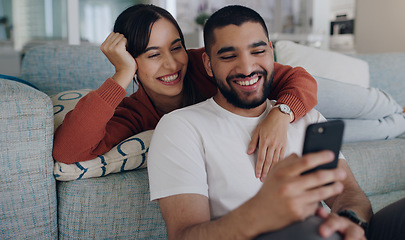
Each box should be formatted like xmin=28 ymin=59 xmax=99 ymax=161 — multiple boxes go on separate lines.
xmin=273 ymin=104 xmax=293 ymax=122
xmin=338 ymin=210 xmax=369 ymax=232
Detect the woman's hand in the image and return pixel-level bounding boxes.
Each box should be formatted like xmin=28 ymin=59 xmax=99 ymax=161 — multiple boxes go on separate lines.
xmin=100 ymin=32 xmax=137 ymax=89
xmin=248 ymin=108 xmax=291 ymax=182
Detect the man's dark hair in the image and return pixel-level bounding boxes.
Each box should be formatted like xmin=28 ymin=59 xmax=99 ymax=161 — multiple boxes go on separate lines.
xmin=203 ymin=5 xmax=269 ymax=56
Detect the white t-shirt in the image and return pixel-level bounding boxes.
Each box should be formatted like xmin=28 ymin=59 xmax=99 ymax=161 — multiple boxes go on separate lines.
xmin=148 ymin=98 xmax=334 ymax=219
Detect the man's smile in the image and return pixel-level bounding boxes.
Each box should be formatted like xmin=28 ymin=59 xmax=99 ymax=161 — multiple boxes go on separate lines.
xmin=234 ymin=74 xmax=261 ymax=86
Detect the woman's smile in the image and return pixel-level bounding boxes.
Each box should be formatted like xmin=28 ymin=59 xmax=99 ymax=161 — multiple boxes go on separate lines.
xmin=158 ymin=71 xmax=181 ymax=85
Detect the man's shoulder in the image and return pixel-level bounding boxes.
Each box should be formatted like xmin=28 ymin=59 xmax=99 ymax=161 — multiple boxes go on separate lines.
xmin=292 ymin=108 xmax=326 ymax=127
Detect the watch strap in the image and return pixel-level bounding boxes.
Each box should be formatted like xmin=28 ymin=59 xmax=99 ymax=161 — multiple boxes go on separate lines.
xmin=338 ymin=210 xmax=369 ymax=233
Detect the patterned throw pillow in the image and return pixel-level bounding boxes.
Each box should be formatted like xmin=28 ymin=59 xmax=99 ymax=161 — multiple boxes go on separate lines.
xmin=52 ymin=89 xmax=91 ymax=131
xmin=51 ymin=90 xmax=152 ymax=181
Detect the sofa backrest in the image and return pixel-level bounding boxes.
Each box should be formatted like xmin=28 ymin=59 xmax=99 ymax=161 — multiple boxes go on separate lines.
xmin=352 ymin=52 xmax=405 ymax=106
xmin=21 ymin=45 xmax=115 ymax=96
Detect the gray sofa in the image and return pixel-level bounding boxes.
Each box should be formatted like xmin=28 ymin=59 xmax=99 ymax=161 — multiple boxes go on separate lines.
xmin=1 ymin=45 xmax=404 ymax=239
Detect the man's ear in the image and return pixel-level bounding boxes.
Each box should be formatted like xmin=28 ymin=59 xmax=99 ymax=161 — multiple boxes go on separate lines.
xmin=268 ymin=40 xmax=275 ymax=61
xmin=202 ymin=52 xmax=213 ymax=77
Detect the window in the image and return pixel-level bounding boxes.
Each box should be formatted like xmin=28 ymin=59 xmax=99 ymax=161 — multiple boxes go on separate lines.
xmin=2 ymin=0 xmax=145 ymax=51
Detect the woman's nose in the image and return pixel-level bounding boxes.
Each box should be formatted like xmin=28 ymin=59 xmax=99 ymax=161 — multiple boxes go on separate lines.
xmin=163 ymin=53 xmax=177 ymax=70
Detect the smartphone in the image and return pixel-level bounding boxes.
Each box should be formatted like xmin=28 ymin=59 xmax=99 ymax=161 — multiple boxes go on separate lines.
xmin=301 ymin=120 xmax=344 ymax=175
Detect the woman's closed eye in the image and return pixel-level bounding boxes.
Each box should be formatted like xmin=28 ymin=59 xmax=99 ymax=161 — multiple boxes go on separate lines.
xmin=148 ymin=53 xmax=160 ymax=58
xmin=171 ymin=46 xmax=183 ymax=52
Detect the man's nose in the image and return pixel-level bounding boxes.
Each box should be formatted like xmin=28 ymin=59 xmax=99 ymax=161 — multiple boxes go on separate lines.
xmin=236 ymin=53 xmax=256 ymax=76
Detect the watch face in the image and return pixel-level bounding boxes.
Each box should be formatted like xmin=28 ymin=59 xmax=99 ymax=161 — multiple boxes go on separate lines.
xmin=280 ymin=105 xmax=290 ymax=113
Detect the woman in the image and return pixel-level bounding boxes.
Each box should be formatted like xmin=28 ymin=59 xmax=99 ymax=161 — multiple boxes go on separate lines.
xmin=52 ymin=4 xmax=319 ymax=181
xmin=315 ymin=76 xmax=405 ymax=142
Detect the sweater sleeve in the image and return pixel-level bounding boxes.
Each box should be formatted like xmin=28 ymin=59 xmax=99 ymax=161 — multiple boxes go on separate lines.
xmin=53 ymin=78 xmax=159 ymax=164
xmin=271 ymin=63 xmax=318 ymax=121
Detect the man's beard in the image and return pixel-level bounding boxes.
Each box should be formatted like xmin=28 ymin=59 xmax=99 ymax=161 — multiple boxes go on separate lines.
xmin=214 ymin=70 xmax=274 ymax=109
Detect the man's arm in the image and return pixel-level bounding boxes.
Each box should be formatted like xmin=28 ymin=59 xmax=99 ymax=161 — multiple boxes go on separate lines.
xmin=324 ymin=159 xmax=373 ymax=222
xmin=317 ymin=159 xmax=372 ymax=239
xmin=158 ymin=152 xmax=348 ymax=240
xmin=159 ymin=194 xmax=258 ymax=239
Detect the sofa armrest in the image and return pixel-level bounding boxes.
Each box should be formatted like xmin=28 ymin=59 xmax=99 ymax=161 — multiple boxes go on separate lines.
xmin=0 ymin=79 xmax=57 ymax=239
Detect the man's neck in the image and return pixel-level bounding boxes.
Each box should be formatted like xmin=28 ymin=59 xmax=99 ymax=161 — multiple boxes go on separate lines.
xmin=213 ymin=93 xmax=267 ymax=117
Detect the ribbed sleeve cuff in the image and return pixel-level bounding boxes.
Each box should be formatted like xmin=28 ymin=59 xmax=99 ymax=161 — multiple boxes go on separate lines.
xmin=276 ymin=93 xmax=307 ymax=122
xmin=95 ymin=78 xmax=127 ymax=108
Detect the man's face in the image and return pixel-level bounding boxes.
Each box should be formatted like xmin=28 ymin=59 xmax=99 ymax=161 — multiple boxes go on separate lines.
xmin=203 ymin=21 xmax=275 ymax=111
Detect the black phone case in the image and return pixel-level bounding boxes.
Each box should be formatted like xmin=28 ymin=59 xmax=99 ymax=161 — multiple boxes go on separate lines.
xmin=302 ymin=120 xmax=344 ymax=175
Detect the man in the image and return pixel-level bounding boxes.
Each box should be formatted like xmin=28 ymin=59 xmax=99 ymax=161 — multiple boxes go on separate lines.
xmin=147 ymin=5 xmax=373 ymax=239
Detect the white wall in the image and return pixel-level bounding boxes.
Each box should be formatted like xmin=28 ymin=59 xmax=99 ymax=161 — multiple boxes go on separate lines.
xmin=311 ymin=0 xmax=331 ymax=49
xmin=355 ymin=0 xmax=405 ymax=53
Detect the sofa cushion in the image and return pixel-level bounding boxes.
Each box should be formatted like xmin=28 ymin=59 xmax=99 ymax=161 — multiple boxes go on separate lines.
xmin=51 ymin=90 xmax=151 ymax=181
xmin=57 ymin=169 xmax=167 ymax=239
xmin=0 ymin=79 xmax=57 ymax=239
xmin=342 ymin=138 xmax=405 ymax=212
xmin=275 ymin=40 xmax=370 ymax=88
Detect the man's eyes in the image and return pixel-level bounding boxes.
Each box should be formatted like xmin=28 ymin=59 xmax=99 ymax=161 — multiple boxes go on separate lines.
xmin=219 ymin=50 xmax=266 ymax=60
xmin=220 ymin=55 xmax=236 ymax=60
xmin=252 ymin=50 xmax=265 ymax=55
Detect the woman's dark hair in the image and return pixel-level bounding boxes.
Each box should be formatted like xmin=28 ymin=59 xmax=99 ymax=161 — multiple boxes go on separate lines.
xmin=114 ymin=4 xmax=203 ymax=107
xmin=114 ymin=4 xmax=185 ymax=58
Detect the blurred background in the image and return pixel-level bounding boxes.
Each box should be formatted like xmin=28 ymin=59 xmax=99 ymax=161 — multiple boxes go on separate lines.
xmin=1 ymin=0 xmax=404 ymax=76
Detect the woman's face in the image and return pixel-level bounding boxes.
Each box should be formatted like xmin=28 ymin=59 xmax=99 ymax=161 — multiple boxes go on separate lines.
xmin=135 ymin=18 xmax=188 ymax=101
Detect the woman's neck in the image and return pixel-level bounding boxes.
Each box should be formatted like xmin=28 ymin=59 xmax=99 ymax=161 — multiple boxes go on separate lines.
xmin=145 ymin=89 xmax=184 ymax=114
xmin=154 ymin=95 xmax=183 ymax=114
xmin=138 ymin=81 xmax=184 ymax=114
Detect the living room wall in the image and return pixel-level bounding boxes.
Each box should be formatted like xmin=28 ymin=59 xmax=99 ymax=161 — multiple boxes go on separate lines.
xmin=355 ymin=0 xmax=405 ymax=53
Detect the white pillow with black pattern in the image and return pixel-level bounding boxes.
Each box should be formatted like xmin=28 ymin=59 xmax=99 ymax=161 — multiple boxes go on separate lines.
xmin=51 ymin=90 xmax=152 ymax=181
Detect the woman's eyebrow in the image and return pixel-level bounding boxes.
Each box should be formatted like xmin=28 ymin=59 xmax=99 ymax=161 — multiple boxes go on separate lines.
xmin=144 ymin=38 xmax=182 ymax=53
xmin=171 ymin=38 xmax=182 ymax=45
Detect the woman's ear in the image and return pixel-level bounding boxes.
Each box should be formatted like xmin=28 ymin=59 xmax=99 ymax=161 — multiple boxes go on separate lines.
xmin=202 ymin=52 xmax=213 ymax=77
